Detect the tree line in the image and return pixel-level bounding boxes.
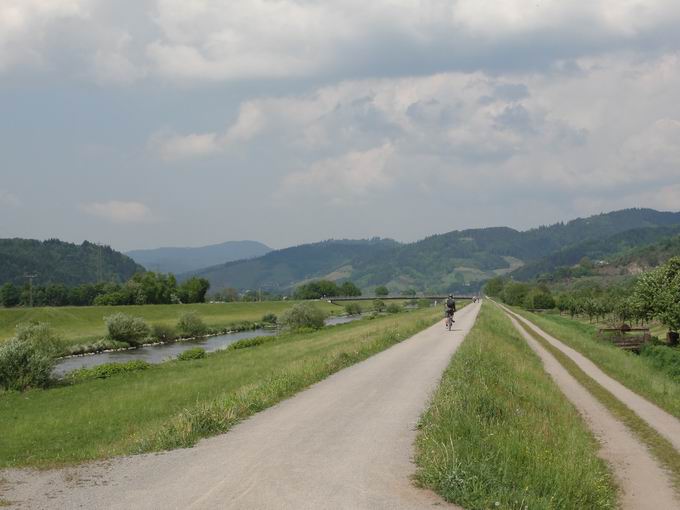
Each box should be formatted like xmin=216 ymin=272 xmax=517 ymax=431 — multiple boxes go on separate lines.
xmin=485 ymin=256 xmax=680 ymax=344
xmin=0 ymin=272 xmax=210 ymax=308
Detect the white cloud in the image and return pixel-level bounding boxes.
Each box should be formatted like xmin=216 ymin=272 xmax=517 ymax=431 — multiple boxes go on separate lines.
xmin=3 ymin=0 xmax=680 ymax=84
xmin=150 ymin=131 xmax=221 ymax=161
xmin=80 ymin=200 xmax=154 ymax=223
xmin=0 ymin=0 xmax=88 ymax=71
xmin=282 ymin=143 xmax=395 ymax=204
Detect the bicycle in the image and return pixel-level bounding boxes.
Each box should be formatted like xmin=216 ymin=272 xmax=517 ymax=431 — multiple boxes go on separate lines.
xmin=445 ymin=311 xmax=455 ymax=331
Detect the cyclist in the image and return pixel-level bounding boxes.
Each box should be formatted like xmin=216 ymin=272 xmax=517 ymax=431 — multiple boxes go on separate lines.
xmin=445 ymin=294 xmax=456 ymax=329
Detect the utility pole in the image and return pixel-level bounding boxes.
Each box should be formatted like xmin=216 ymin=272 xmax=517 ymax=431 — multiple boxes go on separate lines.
xmin=24 ymin=273 xmax=38 ymax=307
xmin=96 ymin=243 xmax=103 ymax=283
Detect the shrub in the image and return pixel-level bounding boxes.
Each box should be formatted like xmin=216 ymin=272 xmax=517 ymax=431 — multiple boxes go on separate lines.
xmin=279 ymin=303 xmax=326 ymax=330
xmin=67 ymin=339 xmax=129 ymax=356
xmin=152 ymin=323 xmax=177 ymax=342
xmin=386 ymin=303 xmax=402 ymax=314
xmin=228 ymin=337 xmax=268 ymax=350
xmin=104 ymin=313 xmax=150 ymax=345
xmin=177 ymin=312 xmax=208 ymax=337
xmin=344 ymin=303 xmax=362 ymax=315
xmin=640 ymin=344 xmax=680 ymax=379
xmin=261 ymin=313 xmax=278 ymax=325
xmin=373 ymin=299 xmax=386 ymax=312
xmin=177 ymin=347 xmax=206 ymax=361
xmin=66 ymin=360 xmax=151 ymax=383
xmin=0 ymin=322 xmax=63 ymax=391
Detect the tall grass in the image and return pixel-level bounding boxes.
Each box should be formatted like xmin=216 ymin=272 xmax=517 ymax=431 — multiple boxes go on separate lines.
xmin=0 ymin=307 xmax=440 ymax=468
xmin=416 ymin=303 xmax=616 ymax=510
xmin=515 ymin=310 xmax=680 ymax=418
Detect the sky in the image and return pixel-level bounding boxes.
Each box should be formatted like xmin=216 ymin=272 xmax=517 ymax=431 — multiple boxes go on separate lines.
xmin=1 ymin=0 xmax=680 ymax=251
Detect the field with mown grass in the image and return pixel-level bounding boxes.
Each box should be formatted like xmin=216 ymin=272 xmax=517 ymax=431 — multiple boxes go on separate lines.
xmin=514 ymin=309 xmax=680 ymax=418
xmin=416 ymin=302 xmax=616 ymax=509
xmin=0 ymin=305 xmax=442 ymax=468
xmin=0 ymin=301 xmax=354 ymax=346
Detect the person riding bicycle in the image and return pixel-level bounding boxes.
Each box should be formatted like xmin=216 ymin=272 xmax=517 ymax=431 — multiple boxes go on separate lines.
xmin=445 ymin=294 xmax=456 ymax=322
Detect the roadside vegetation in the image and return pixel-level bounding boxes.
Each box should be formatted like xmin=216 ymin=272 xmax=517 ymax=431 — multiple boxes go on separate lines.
xmin=511 ymin=313 xmax=680 ymax=489
xmin=513 ymin=309 xmax=680 ymax=419
xmin=0 ymin=305 xmax=440 ymax=468
xmin=416 ymin=303 xmax=616 ymax=509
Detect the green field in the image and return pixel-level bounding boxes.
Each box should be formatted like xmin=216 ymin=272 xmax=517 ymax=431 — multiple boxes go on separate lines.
xmin=416 ymin=302 xmax=616 ymax=509
xmin=0 ymin=299 xmax=417 ymax=349
xmin=0 ymin=305 xmax=441 ymax=468
xmin=0 ymin=300 xmax=384 ymax=346
xmin=514 ymin=309 xmax=680 ymax=418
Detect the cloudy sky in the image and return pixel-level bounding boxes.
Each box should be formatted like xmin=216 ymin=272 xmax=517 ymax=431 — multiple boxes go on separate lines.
xmin=2 ymin=0 xmax=680 ymax=251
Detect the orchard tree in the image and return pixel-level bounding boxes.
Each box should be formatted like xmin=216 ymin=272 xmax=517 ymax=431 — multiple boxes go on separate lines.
xmin=634 ymin=257 xmax=680 ymax=343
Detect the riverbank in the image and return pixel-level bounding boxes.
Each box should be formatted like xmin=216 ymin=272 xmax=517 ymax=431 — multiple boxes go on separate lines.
xmin=0 ymin=306 xmax=441 ymax=468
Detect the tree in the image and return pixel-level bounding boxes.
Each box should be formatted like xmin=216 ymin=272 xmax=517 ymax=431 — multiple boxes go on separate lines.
xmin=179 ymin=277 xmax=210 ymax=303
xmin=339 ymin=281 xmax=362 ymax=297
xmin=374 ymin=285 xmax=389 ymax=297
xmin=501 ymin=281 xmax=530 ymax=306
xmin=293 ymin=280 xmax=340 ymax=300
xmin=401 ymin=288 xmax=417 ymax=297
xmin=484 ymin=277 xmax=505 ymax=297
xmin=0 ymin=283 xmax=21 ymax=307
xmin=633 ymin=257 xmax=680 ymax=342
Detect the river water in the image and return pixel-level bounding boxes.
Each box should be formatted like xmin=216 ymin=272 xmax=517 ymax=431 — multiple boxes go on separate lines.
xmin=54 ymin=315 xmax=361 ymax=377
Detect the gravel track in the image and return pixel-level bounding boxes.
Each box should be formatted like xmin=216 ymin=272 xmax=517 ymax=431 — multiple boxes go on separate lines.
xmin=502 ymin=306 xmax=680 ymax=510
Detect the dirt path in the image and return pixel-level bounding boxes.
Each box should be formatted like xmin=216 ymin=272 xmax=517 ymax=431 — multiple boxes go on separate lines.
xmin=1 ymin=303 xmax=480 ymax=510
xmin=502 ymin=307 xmax=680 ymax=509
xmin=505 ymin=306 xmax=680 ymax=452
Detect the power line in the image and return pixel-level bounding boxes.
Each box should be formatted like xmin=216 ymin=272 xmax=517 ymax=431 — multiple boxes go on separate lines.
xmin=23 ymin=273 xmax=38 ymax=307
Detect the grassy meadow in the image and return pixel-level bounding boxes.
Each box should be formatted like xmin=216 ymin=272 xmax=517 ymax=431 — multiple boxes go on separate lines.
xmin=416 ymin=302 xmax=616 ymax=509
xmin=0 ymin=299 xmax=409 ymax=347
xmin=0 ymin=300 xmax=381 ymax=347
xmin=0 ymin=305 xmax=441 ymax=468
xmin=514 ymin=309 xmax=680 ymax=418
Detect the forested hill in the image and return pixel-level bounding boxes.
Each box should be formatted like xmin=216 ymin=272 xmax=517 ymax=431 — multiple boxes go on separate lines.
xmin=511 ymin=224 xmax=680 ymax=280
xmin=183 ymin=208 xmax=680 ymax=293
xmin=126 ymin=240 xmax=271 ymax=274
xmin=0 ymin=239 xmax=144 ymax=286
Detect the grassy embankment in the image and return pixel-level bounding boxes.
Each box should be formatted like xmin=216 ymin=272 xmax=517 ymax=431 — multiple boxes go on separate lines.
xmin=0 ymin=305 xmax=441 ymax=468
xmin=416 ymin=302 xmax=616 ymax=509
xmin=0 ymin=300 xmax=383 ymax=348
xmin=513 ymin=310 xmax=680 ymax=419
xmin=510 ymin=311 xmax=680 ymax=491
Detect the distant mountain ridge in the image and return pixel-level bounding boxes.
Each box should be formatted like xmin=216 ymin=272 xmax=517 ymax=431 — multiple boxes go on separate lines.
xmin=4 ymin=209 xmax=679 ymax=294
xmin=183 ymin=208 xmax=680 ymax=293
xmin=126 ymin=240 xmax=271 ymax=274
xmin=0 ymin=239 xmax=144 ymax=286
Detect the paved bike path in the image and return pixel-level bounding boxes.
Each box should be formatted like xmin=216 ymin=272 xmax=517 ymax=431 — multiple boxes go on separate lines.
xmin=2 ymin=303 xmax=480 ymax=510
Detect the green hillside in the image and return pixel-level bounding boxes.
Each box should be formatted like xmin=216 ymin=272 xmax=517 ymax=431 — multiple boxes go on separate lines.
xmin=0 ymin=239 xmax=144 ymax=286
xmin=512 ymin=225 xmax=680 ymax=280
xmin=186 ymin=209 xmax=680 ymax=293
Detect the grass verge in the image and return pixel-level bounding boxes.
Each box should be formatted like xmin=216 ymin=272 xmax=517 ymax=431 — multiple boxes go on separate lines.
xmin=415 ymin=302 xmax=616 ymax=510
xmin=514 ymin=310 xmax=680 ymax=419
xmin=512 ymin=313 xmax=680 ymax=491
xmin=0 ymin=306 xmax=441 ymax=468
